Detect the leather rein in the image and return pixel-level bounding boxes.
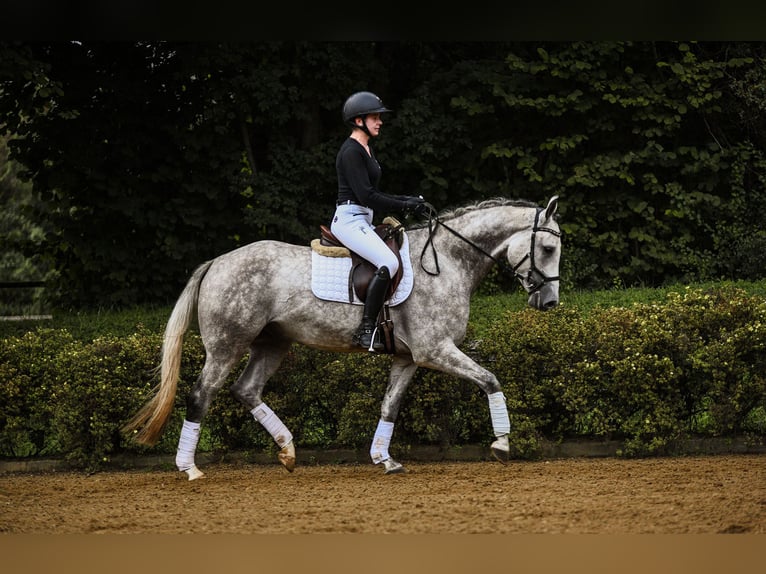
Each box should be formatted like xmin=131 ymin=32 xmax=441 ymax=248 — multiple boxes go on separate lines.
xmin=417 ymin=203 xmax=561 ymax=293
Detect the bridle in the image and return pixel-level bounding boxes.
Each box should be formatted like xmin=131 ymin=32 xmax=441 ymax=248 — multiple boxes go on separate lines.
xmin=417 ymin=204 xmax=561 ymax=294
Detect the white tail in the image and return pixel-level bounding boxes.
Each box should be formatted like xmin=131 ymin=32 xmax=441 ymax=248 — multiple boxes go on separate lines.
xmin=121 ymin=261 xmax=213 ymax=446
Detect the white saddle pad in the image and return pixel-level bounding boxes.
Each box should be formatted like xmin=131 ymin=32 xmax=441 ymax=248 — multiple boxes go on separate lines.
xmin=311 ymin=233 xmax=414 ymax=306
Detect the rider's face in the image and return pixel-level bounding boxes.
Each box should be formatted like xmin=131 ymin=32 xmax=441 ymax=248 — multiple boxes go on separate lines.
xmin=360 ymin=113 xmax=382 ymax=136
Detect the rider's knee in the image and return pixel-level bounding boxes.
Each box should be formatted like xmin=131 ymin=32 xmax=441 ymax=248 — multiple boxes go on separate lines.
xmin=376 ymin=266 xmax=391 ymax=281
xmin=380 ymin=254 xmax=399 ymax=277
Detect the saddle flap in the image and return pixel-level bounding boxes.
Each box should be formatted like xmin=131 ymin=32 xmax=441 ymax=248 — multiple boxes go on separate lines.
xmin=312 ymin=221 xmax=405 ymax=303
xmin=311 ymin=231 xmax=414 ymax=307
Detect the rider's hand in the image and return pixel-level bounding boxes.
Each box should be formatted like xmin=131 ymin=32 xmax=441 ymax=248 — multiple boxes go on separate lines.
xmin=403 ymin=195 xmax=428 ymax=216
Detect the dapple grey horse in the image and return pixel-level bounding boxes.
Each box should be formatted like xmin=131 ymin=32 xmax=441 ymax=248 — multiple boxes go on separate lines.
xmin=123 ymin=197 xmax=561 ymax=479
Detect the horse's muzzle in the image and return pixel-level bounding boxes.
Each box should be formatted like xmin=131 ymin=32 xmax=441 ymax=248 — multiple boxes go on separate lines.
xmin=528 ymin=284 xmax=559 ymax=311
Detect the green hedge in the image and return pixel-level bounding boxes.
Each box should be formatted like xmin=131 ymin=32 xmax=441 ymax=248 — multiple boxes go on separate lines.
xmin=1 ymin=285 xmax=765 ymax=469
xmin=482 ymin=285 xmax=766 ymax=457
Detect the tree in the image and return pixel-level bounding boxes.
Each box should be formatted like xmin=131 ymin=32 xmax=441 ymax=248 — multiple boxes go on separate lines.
xmin=447 ymin=41 xmax=766 ymax=286
xmin=2 ymin=41 xmax=766 ymax=307
xmin=0 ymin=132 xmax=54 ymax=313
xmin=1 ymin=42 xmax=246 ymax=305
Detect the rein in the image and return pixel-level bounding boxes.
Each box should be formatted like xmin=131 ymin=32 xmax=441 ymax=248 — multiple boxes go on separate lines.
xmin=417 ymin=203 xmax=561 ymax=293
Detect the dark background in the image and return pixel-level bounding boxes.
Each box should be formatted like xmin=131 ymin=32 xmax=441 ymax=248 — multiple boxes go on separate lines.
xmin=3 ymin=40 xmax=766 ymax=306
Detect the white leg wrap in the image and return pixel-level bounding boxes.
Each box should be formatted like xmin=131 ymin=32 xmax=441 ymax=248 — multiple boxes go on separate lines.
xmin=251 ymin=403 xmax=293 ymax=448
xmin=176 ymin=419 xmax=201 ymax=472
xmin=488 ymin=391 xmax=511 ymax=437
xmin=370 ymin=419 xmax=394 ymax=464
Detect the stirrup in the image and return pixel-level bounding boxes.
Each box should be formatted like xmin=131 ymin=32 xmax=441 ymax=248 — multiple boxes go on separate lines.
xmin=353 ymin=321 xmax=383 ymax=352
xmin=366 ymin=325 xmax=382 ymax=352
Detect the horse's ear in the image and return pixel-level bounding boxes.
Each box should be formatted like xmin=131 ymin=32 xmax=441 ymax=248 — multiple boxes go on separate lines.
xmin=545 ymin=195 xmax=559 ymax=220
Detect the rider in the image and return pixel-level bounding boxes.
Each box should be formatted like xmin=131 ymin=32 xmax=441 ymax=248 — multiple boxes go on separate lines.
xmin=331 ymin=90 xmax=427 ymax=351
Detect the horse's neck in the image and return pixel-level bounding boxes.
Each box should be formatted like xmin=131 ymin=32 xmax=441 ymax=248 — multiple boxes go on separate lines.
xmin=452 ymin=206 xmax=530 ymax=245
xmin=410 ymin=206 xmax=532 ymax=283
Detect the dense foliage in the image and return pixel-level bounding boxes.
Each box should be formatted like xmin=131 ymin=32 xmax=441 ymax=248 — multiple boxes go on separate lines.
xmin=1 ymin=284 xmax=764 ymax=470
xmin=2 ymin=42 xmax=766 ymax=307
xmin=0 ymin=134 xmax=51 ymax=313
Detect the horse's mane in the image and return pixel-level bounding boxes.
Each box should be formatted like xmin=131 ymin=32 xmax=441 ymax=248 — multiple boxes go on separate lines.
xmin=408 ymin=197 xmax=539 ymax=229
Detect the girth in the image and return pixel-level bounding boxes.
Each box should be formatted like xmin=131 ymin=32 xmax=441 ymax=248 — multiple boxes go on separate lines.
xmin=316 ymin=220 xmax=404 ymax=303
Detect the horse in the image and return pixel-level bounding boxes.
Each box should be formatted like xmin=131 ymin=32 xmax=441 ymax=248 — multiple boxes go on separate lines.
xmin=122 ymin=196 xmax=561 ymax=479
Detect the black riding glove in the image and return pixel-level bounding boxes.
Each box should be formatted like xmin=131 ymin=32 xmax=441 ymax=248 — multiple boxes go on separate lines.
xmin=402 ymin=195 xmax=427 ymax=216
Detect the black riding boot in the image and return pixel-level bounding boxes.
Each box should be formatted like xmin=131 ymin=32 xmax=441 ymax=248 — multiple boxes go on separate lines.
xmin=353 ymin=266 xmax=391 ymax=351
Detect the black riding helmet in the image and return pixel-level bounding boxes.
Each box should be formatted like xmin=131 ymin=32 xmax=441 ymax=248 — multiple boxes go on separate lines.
xmin=342 ymin=91 xmax=391 ymax=134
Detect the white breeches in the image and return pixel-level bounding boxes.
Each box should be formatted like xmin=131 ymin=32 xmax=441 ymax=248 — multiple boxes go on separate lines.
xmin=331 ymin=204 xmax=400 ymax=275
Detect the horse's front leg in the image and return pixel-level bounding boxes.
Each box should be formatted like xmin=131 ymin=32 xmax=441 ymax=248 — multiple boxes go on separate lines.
xmin=419 ymin=341 xmax=511 ymax=462
xmin=371 ymin=356 xmax=418 ymax=474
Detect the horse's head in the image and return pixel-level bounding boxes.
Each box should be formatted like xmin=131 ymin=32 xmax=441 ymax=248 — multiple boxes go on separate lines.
xmin=507 ymin=196 xmax=561 ymax=311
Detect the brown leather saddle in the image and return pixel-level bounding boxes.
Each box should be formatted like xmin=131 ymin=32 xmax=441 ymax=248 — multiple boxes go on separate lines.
xmin=317 ymin=220 xmax=404 ymax=303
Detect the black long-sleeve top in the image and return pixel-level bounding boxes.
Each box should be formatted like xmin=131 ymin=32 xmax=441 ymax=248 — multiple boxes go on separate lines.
xmin=335 ymin=137 xmax=407 ymax=213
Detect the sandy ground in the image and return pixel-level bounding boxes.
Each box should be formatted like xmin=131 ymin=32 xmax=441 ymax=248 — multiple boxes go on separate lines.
xmin=1 ymin=454 xmax=764 ymax=534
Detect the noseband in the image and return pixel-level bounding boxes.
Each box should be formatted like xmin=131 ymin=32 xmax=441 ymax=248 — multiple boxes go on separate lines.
xmin=419 ymin=204 xmax=561 ymax=293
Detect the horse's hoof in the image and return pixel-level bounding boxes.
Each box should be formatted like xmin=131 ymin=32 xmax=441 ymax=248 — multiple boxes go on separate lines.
xmin=278 ymin=441 xmax=296 ymax=472
xmin=490 ymin=435 xmax=510 ymax=464
xmin=382 ymin=458 xmax=405 ymax=475
xmin=184 ymin=465 xmax=205 ymax=481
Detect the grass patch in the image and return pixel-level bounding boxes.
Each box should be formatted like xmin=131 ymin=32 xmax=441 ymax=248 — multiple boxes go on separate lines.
xmin=0 ymin=305 xmax=172 ymax=341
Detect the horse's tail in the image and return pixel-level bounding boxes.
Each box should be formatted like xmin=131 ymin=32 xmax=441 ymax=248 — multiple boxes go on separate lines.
xmin=121 ymin=260 xmax=214 ymax=446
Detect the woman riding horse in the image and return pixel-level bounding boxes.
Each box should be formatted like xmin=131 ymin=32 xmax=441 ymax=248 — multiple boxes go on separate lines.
xmin=331 ymin=91 xmax=427 ymax=351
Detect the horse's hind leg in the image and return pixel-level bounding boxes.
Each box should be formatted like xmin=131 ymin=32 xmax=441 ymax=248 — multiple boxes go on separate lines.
xmin=229 ymin=339 xmax=295 ymax=472
xmin=177 ymin=349 xmax=247 ymax=480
